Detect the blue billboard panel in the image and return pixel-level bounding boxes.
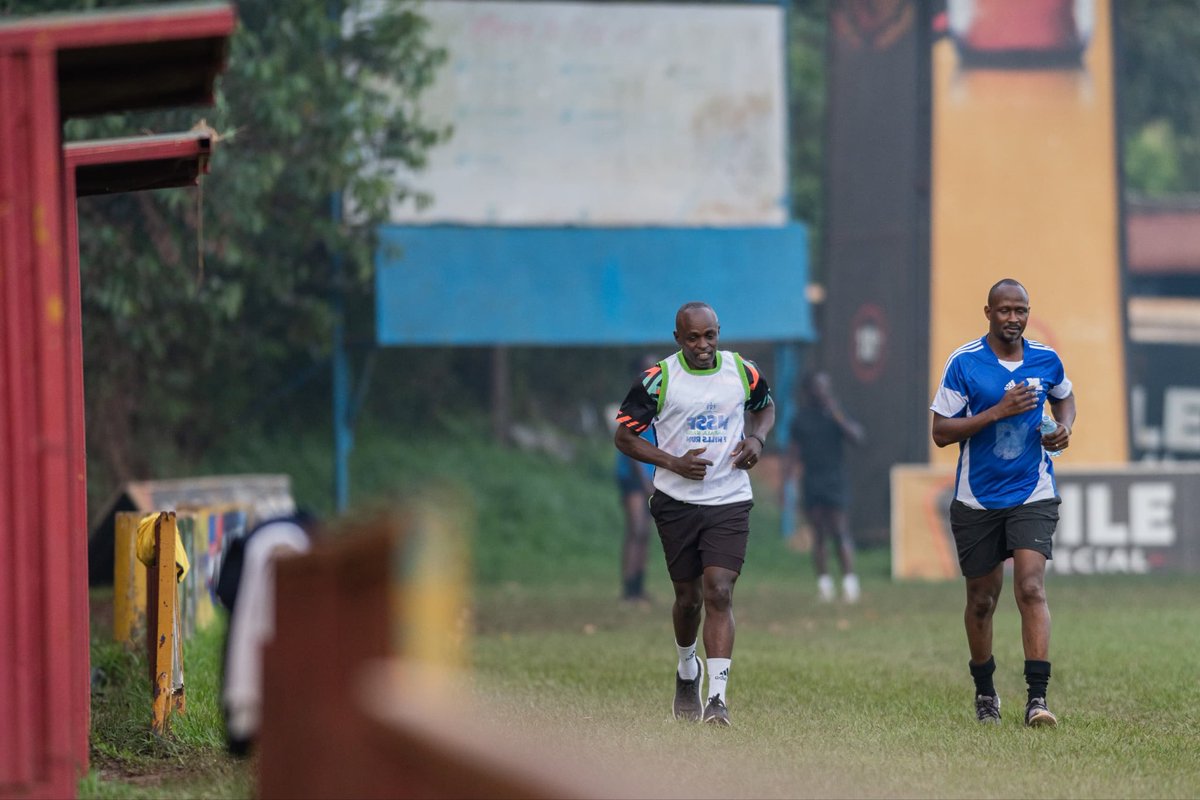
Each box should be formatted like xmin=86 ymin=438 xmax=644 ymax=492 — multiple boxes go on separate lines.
xmin=375 ymin=225 xmax=812 ymax=346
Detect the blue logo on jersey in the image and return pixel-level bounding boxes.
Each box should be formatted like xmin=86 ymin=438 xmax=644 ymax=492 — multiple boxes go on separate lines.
xmin=686 ymin=413 xmax=730 ymax=444
xmin=688 ymin=413 xmax=729 ymax=431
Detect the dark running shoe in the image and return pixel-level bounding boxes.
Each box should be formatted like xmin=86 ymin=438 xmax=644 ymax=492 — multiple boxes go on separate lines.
xmin=1025 ymin=697 xmax=1058 ymax=728
xmin=975 ymin=693 xmax=1001 ymax=724
xmin=672 ymin=657 xmax=704 ymax=721
xmin=703 ymin=695 xmax=731 ymax=727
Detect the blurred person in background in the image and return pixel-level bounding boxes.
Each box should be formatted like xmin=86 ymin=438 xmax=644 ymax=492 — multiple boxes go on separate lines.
xmin=784 ymin=370 xmax=865 ymax=603
xmin=930 ymin=278 xmax=1075 ymax=728
xmin=217 ymin=511 xmax=318 ymax=755
xmin=614 ymin=355 xmax=660 ymax=605
xmin=614 ymin=301 xmax=774 ymax=728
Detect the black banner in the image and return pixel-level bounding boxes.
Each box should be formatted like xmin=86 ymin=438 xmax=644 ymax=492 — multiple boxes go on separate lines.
xmin=1053 ymin=467 xmax=1200 ymax=574
xmin=820 ymin=0 xmax=932 ymax=544
xmin=892 ymin=464 xmax=1200 ymax=577
xmin=1128 ymin=343 xmax=1200 ymax=461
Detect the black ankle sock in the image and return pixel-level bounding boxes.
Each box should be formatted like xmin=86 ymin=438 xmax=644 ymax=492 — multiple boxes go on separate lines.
xmin=969 ymin=656 xmax=996 ymax=697
xmin=1025 ymin=660 xmax=1051 ymax=702
xmin=622 ymin=572 xmax=644 ymax=599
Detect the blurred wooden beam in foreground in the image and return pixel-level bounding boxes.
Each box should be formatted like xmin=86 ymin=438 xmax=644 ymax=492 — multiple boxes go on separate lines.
xmin=257 ymin=512 xmax=633 ymax=799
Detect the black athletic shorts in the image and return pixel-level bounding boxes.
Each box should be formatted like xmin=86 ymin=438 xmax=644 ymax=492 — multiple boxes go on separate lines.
xmin=949 ymin=497 xmax=1061 ymax=579
xmin=648 ymin=490 xmax=753 ymax=582
xmin=802 ymin=472 xmax=848 ymax=510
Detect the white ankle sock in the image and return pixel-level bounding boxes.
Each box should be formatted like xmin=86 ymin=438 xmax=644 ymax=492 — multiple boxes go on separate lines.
xmin=676 ymin=640 xmax=698 ymax=680
xmin=707 ymin=658 xmax=731 ymax=702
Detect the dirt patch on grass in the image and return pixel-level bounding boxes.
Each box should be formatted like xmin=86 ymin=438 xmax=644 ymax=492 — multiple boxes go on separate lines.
xmin=89 ymin=746 xmax=253 ymax=797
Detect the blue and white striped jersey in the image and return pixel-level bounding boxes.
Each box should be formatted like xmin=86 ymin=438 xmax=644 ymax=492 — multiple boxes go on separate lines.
xmin=930 ymin=336 xmax=1073 ymax=510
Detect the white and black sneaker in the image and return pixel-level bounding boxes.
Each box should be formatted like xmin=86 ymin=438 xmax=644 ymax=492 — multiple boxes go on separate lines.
xmin=702 ymin=695 xmax=731 ymax=727
xmin=672 ymin=657 xmax=704 ymax=721
xmin=1025 ymin=697 xmax=1058 ymax=728
xmin=975 ymin=693 xmax=1001 ymax=724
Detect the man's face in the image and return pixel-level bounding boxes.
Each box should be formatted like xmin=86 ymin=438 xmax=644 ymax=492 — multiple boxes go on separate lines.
xmin=985 ymin=284 xmax=1030 ymax=346
xmin=674 ymin=307 xmax=720 ymax=370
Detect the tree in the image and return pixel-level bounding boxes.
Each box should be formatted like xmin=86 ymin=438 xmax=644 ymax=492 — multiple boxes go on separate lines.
xmin=2 ymin=0 xmax=449 ymax=503
xmin=1116 ymin=0 xmax=1200 ymax=195
xmin=789 ymin=0 xmax=828 ymax=276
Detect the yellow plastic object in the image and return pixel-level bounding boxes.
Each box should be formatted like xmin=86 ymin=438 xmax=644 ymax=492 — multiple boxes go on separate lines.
xmin=136 ymin=512 xmax=191 ymax=583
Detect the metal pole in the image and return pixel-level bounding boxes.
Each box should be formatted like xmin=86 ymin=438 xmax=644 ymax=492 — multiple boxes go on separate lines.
xmin=774 ymin=341 xmax=803 ymax=538
xmin=331 ymin=191 xmax=351 ymax=513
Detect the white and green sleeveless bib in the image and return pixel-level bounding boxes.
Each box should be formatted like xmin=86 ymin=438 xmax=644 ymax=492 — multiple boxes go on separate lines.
xmin=652 ymin=350 xmax=755 ymax=505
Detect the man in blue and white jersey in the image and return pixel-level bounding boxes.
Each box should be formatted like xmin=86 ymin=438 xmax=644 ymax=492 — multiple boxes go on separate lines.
xmin=614 ymin=302 xmax=774 ymax=728
xmin=930 ymin=279 xmax=1076 ymax=729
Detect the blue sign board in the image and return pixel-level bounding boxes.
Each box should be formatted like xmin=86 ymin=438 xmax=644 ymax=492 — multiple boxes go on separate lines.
xmin=375 ymin=224 xmax=814 ymax=346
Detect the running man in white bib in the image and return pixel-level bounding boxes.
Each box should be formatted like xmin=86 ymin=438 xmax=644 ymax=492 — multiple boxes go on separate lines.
xmin=614 ymin=302 xmax=775 ymax=727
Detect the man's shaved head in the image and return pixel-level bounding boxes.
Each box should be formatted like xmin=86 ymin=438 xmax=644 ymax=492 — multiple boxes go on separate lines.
xmin=987 ymin=278 xmax=1028 ymax=306
xmin=675 ymin=301 xmax=716 ymax=330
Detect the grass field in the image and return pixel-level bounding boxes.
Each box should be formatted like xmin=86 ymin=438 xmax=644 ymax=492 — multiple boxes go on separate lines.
xmin=84 ymin=430 xmax=1200 ymax=798
xmin=471 ymin=555 xmax=1200 ymax=798
xmin=83 ymin=619 xmax=253 ymax=800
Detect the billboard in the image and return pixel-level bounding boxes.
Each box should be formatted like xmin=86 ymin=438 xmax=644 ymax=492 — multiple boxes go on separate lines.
xmin=376 ymin=225 xmax=811 ymax=346
xmin=892 ymin=463 xmax=1200 ymax=579
xmin=368 ymin=0 xmax=809 ymax=350
xmin=380 ymin=0 xmax=787 ymax=226
xmin=1128 ymin=343 xmax=1200 ymax=460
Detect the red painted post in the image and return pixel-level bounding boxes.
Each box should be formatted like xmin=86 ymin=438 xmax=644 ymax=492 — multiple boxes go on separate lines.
xmin=0 ymin=5 xmax=234 ymax=797
xmin=0 ymin=50 xmax=40 ymax=791
xmin=29 ymin=38 xmax=76 ymax=795
xmin=60 ymin=132 xmax=213 ymax=769
xmin=59 ymin=139 xmax=91 ymax=781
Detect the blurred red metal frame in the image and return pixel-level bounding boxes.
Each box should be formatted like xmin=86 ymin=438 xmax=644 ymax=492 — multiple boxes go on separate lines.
xmin=0 ymin=5 xmax=233 ymax=798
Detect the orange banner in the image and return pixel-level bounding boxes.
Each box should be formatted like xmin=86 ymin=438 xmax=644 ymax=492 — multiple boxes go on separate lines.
xmin=891 ymin=465 xmax=959 ymax=580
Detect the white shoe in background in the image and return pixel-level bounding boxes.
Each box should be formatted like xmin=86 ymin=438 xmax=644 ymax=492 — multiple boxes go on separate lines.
xmin=817 ymin=574 xmax=835 ymax=603
xmin=842 ymin=573 xmax=861 ymax=604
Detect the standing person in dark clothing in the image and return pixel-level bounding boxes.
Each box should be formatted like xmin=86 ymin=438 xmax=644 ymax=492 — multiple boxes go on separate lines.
xmin=615 ymin=356 xmax=659 ymax=604
xmin=614 ymin=302 xmax=774 ymax=727
xmin=930 ymin=278 xmax=1075 ymax=727
xmin=785 ymin=371 xmax=865 ymax=603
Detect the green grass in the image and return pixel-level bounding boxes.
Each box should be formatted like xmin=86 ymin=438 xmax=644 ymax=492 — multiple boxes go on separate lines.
xmin=83 ymin=611 xmax=253 ymax=800
xmin=86 ymin=427 xmax=1200 ymax=798
xmin=202 ymin=417 xmax=721 ymax=585
xmin=469 ymin=567 xmax=1200 ymax=799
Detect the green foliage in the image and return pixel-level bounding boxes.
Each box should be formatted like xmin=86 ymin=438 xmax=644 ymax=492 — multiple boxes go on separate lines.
xmin=788 ymin=0 xmax=828 ymax=274
xmin=1125 ymin=120 xmax=1184 ymax=195
xmin=0 ymin=0 xmax=448 ymax=503
xmin=1117 ymin=0 xmax=1200 ymax=195
xmin=194 ymin=409 xmax=787 ymax=584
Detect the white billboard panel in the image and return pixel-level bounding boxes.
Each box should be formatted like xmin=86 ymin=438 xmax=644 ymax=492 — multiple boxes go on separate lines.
xmin=387 ymin=1 xmax=787 ymax=226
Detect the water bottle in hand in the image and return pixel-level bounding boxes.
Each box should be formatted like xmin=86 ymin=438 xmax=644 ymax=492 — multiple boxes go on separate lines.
xmin=1040 ymin=414 xmax=1061 ymax=458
